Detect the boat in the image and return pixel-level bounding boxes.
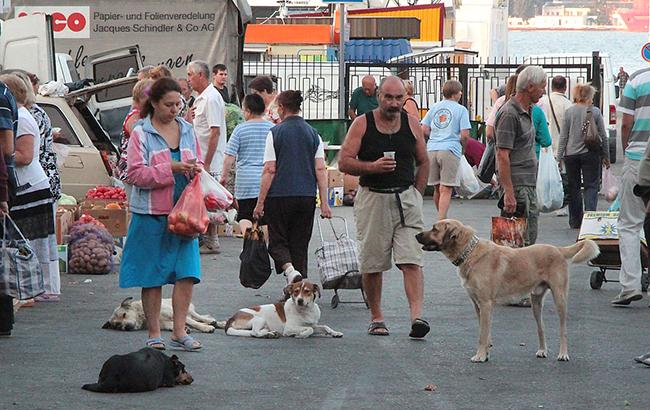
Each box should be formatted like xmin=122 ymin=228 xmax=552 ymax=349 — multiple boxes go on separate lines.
xmin=617 ymin=0 xmax=649 ymax=32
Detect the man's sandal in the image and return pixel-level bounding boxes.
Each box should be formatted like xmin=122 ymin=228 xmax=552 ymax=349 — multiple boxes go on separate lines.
xmin=368 ymin=321 xmax=390 ymax=336
xmin=409 ymin=318 xmax=430 ymax=339
xmin=146 ymin=337 xmax=166 ymax=350
xmin=170 ymin=335 xmax=202 ymax=352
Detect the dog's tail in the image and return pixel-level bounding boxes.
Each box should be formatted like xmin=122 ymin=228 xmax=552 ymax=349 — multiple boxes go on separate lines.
xmin=81 ymin=383 xmax=106 ymax=393
xmin=559 ymin=240 xmax=600 ymax=264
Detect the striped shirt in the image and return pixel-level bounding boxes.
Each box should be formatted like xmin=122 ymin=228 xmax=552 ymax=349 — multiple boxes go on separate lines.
xmin=619 ymin=67 xmax=650 ymax=161
xmin=225 ymin=120 xmax=274 ymax=199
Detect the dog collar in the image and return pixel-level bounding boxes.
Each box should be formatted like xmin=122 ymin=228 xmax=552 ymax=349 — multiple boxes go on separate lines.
xmin=451 ymin=235 xmax=480 ymax=266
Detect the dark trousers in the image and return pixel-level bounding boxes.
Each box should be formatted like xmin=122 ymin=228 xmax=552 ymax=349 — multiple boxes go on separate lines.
xmin=0 ymin=295 xmax=14 ymax=332
xmin=265 ymin=196 xmax=316 ymax=276
xmin=564 ymin=151 xmax=600 ymax=228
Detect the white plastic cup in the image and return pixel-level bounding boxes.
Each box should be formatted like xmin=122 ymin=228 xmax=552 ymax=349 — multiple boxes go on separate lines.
xmin=383 ymin=151 xmax=395 ymax=159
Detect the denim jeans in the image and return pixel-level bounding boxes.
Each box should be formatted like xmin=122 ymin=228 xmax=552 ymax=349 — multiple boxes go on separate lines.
xmin=564 ymin=151 xmax=600 ymax=228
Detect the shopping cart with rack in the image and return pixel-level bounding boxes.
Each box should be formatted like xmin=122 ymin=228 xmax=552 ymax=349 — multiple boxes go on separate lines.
xmin=315 ymin=216 xmax=368 ymax=309
xmin=577 ymin=211 xmax=649 ymax=291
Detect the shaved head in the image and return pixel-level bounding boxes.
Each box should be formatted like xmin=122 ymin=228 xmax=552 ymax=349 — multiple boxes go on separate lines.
xmin=379 ymin=76 xmax=406 ymax=94
xmin=361 ymin=75 xmax=377 ymax=96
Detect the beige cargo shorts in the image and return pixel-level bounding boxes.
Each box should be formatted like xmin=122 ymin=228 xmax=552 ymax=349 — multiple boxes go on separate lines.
xmin=353 ymin=185 xmax=424 ymax=273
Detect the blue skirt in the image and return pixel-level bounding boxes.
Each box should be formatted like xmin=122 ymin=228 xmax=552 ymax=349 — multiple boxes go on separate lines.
xmin=119 ymin=213 xmax=201 ymax=288
xmin=120 ymin=149 xmax=200 ymax=288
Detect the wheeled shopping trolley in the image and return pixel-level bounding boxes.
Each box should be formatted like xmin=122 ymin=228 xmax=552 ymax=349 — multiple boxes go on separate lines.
xmin=578 ymin=211 xmax=649 ymax=291
xmin=315 ymin=216 xmax=368 ymax=309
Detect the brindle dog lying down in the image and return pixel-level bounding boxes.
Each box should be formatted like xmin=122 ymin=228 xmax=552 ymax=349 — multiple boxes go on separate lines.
xmin=102 ymin=297 xmax=223 ymax=333
xmin=82 ymin=348 xmax=193 ymax=393
xmin=416 ymin=219 xmax=599 ymax=363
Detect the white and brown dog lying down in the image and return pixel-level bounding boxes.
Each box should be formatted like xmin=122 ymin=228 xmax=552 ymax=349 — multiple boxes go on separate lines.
xmin=416 ymin=219 xmax=600 ymax=363
xmin=103 ymin=297 xmax=222 ymax=333
xmin=225 ymin=280 xmax=343 ymax=338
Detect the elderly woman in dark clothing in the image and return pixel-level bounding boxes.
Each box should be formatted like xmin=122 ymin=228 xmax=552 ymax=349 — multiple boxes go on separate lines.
xmin=253 ymin=90 xmax=331 ymax=284
xmin=0 ymin=78 xmax=17 ymax=337
xmin=0 ymin=145 xmax=12 ymax=336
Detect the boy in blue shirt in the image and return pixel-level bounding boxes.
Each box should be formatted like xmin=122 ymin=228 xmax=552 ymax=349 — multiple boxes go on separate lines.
xmin=421 ymin=80 xmax=471 ymax=220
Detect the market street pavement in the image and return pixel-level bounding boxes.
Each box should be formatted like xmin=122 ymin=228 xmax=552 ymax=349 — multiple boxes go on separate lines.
xmin=1 ymin=197 xmax=648 ymax=410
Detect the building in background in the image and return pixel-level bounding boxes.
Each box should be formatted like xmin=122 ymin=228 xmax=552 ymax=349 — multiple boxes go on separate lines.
xmin=456 ymin=0 xmax=509 ymax=60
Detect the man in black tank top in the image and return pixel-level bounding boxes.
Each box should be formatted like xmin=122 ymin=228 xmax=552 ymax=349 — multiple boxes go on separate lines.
xmin=340 ymin=76 xmax=431 ymax=338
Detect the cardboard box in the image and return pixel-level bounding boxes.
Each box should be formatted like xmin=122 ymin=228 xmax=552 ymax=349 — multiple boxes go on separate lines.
xmin=327 ymin=168 xmax=344 ymax=188
xmin=57 ymin=245 xmax=68 ymax=274
xmin=344 ymin=174 xmax=359 ymax=192
xmin=56 ymin=207 xmax=75 ymax=245
xmin=327 ymin=187 xmax=344 ymax=207
xmin=217 ymin=224 xmax=242 ymax=238
xmin=80 ymin=201 xmax=129 ymax=237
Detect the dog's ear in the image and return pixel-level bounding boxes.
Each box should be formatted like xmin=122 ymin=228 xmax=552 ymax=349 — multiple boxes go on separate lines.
xmin=120 ymin=297 xmax=134 ymax=308
xmin=442 ymin=224 xmax=459 ymax=244
xmin=101 ymin=321 xmax=113 ymax=329
xmin=312 ymin=283 xmax=321 ymax=299
xmin=283 ymin=283 xmax=294 ymax=297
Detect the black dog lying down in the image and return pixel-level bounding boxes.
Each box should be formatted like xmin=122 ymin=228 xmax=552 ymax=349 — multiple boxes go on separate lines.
xmin=82 ymin=348 xmax=193 ymax=393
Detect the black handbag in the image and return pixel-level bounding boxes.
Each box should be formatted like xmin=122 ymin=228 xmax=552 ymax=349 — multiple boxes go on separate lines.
xmin=477 ymin=138 xmax=496 ymax=184
xmin=582 ymin=108 xmax=602 ymax=153
xmin=239 ymin=221 xmax=271 ymax=289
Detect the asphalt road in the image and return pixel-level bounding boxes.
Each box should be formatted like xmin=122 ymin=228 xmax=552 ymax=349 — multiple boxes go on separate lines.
xmin=1 ymin=196 xmax=648 ymax=410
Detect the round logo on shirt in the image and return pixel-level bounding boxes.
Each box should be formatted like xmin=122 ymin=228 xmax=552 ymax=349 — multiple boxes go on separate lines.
xmin=433 ymin=108 xmax=453 ymax=129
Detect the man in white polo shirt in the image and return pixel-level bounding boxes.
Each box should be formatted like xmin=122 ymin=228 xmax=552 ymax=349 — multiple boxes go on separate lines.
xmin=188 ymin=60 xmax=226 ymax=254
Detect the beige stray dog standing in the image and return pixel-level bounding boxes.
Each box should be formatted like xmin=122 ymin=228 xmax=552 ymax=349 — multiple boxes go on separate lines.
xmin=225 ymin=280 xmax=343 ymax=338
xmin=103 ymin=297 xmax=219 ymax=333
xmin=416 ymin=219 xmax=599 ymax=363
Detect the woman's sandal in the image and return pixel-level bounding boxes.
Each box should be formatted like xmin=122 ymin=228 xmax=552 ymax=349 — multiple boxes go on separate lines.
xmin=368 ymin=321 xmax=390 ymax=336
xmin=146 ymin=337 xmax=166 ymax=350
xmin=170 ymin=335 xmax=202 ymax=352
xmin=409 ymin=318 xmax=430 ymax=338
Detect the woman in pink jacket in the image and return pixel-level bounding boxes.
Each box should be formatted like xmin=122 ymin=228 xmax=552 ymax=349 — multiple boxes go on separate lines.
xmin=121 ymin=77 xmax=203 ymax=352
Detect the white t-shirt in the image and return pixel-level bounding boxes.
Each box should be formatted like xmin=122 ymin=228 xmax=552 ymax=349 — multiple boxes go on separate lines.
xmin=193 ymin=84 xmax=226 ymax=177
xmin=263 ymin=131 xmax=325 ymax=162
xmin=542 ymin=92 xmax=572 ymax=157
xmin=15 ymin=107 xmax=48 ymax=192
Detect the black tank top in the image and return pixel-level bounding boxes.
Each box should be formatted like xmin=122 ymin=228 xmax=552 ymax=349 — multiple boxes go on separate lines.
xmin=358 ymin=111 xmax=416 ymax=189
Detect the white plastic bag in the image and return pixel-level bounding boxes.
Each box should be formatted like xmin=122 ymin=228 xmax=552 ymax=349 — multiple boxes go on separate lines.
xmin=536 ymin=148 xmax=564 ymax=213
xmin=38 ymin=81 xmax=68 ymax=97
xmin=599 ymin=167 xmax=619 ymax=202
xmin=52 ymin=142 xmax=70 ymax=169
xmin=456 ymin=156 xmax=483 ymax=198
xmin=199 ymin=169 xmax=233 ymax=210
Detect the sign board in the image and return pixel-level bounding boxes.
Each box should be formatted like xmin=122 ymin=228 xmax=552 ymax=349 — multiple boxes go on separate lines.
xmin=642 ymin=42 xmax=650 ymax=63
xmin=9 ymin=1 xmax=243 ymax=78
xmin=321 ymin=0 xmax=363 ymax=3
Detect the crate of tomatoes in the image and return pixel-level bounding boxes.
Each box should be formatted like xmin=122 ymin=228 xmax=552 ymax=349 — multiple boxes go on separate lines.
xmin=81 ymin=185 xmax=129 ymax=237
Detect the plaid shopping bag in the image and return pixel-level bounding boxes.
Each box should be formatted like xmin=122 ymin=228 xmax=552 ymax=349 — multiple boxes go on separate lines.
xmin=0 ymin=214 xmax=45 ymax=300
xmin=315 ymin=217 xmax=362 ymax=290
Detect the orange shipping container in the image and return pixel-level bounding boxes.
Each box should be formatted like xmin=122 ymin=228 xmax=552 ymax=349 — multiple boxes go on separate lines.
xmin=245 ymin=24 xmax=332 ymax=45
xmin=348 ymin=4 xmax=444 ymax=43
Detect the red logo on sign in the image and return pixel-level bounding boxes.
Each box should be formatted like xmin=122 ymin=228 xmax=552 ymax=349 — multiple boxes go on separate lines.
xmin=18 ymin=10 xmax=87 ymax=33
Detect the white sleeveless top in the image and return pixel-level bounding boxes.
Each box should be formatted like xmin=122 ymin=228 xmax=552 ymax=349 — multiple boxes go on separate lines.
xmin=15 ymin=106 xmax=48 ymax=192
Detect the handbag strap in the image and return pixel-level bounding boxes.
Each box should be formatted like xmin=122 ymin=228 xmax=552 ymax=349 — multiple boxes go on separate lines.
xmin=3 ymin=213 xmax=27 ymax=243
xmin=548 ymin=95 xmax=561 ymax=135
xmin=316 ymin=216 xmax=349 ymax=243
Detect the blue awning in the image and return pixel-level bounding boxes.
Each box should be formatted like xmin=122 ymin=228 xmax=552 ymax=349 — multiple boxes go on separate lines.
xmin=343 ymin=39 xmax=412 ymax=63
